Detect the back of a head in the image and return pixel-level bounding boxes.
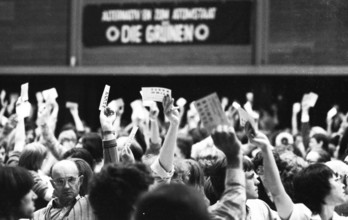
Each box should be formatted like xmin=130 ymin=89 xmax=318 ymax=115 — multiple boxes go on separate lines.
xmin=62 ymin=147 xmax=95 ymax=170
xmin=0 ymin=166 xmax=34 ymax=218
xmin=81 ymin=132 xmax=103 ymax=163
xmin=186 ymin=159 xmax=204 ymax=188
xmin=18 ymin=142 xmax=47 ymax=171
xmin=293 ymin=163 xmax=333 ymax=214
xmin=89 ymin=162 xmax=154 ymax=220
xmin=69 ymin=158 xmax=94 ymax=196
xmin=312 ymin=133 xmax=330 ymax=153
xmin=134 ymin=184 xmax=210 ymax=220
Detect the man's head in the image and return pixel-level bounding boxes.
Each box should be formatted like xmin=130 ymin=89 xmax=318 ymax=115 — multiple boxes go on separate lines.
xmin=50 ymin=160 xmax=83 ymax=206
xmin=89 ymin=162 xmax=154 ymax=220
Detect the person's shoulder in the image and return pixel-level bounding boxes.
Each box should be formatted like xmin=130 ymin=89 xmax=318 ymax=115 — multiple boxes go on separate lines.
xmin=246 ymin=199 xmax=269 ymax=207
xmin=288 ymin=203 xmax=312 ymax=220
xmin=32 ymin=206 xmax=48 ymax=220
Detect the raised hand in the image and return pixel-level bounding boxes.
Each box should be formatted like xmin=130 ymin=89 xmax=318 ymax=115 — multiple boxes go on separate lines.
xmin=162 ymin=95 xmax=180 ymax=126
xmin=249 ymin=131 xmax=272 ymax=150
xmin=119 ymin=145 xmax=135 ymax=163
xmin=211 ymin=125 xmax=241 ymax=165
xmin=37 ymin=103 xmax=51 ymax=125
xmin=149 ymin=102 xmax=159 ymax=121
xmin=99 ymin=106 xmax=117 ymax=132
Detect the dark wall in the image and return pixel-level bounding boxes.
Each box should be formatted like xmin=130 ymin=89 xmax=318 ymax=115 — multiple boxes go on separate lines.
xmin=0 ymin=0 xmax=69 ymax=65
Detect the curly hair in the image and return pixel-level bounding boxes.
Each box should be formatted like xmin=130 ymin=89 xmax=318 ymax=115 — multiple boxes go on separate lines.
xmin=89 ymin=162 xmax=154 ymax=220
xmin=293 ymin=163 xmax=333 ymax=214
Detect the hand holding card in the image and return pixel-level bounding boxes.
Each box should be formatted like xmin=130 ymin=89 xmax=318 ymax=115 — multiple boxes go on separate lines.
xmin=140 ymin=87 xmax=171 ymax=103
xmin=99 ymin=85 xmax=110 ymax=111
xmin=237 ymin=107 xmax=257 ymax=139
xmin=20 ymin=83 xmax=29 ymax=102
xmin=327 ymin=106 xmax=338 ymax=119
xmin=194 ymin=93 xmax=229 ymax=134
xmin=42 ymin=88 xmax=58 ymax=103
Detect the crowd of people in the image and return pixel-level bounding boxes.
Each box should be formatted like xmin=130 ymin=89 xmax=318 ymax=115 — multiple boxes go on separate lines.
xmin=1 ymin=85 xmax=348 ymax=220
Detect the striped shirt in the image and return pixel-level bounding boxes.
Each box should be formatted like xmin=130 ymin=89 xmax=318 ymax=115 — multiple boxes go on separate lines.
xmin=32 ymin=195 xmax=96 ymax=220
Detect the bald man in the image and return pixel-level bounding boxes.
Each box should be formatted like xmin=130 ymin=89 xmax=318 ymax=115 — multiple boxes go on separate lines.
xmin=32 ymin=160 xmax=96 ymax=220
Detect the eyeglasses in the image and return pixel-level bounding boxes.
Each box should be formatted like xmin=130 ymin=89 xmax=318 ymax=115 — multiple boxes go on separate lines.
xmin=52 ymin=176 xmax=80 ymax=187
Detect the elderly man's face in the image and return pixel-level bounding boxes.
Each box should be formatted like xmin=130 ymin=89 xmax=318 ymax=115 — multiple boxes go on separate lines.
xmin=51 ymin=160 xmax=83 ymax=206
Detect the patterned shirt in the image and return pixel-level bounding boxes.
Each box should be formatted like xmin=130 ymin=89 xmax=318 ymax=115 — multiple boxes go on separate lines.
xmin=32 ymin=196 xmax=96 ymax=220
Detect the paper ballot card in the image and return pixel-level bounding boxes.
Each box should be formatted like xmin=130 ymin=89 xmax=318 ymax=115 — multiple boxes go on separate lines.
xmin=194 ymin=93 xmax=228 ymax=133
xmin=327 ymin=107 xmax=338 ymax=119
xmin=99 ymin=85 xmax=110 ymax=111
xmin=124 ymin=126 xmax=139 ymax=149
xmin=238 ymin=107 xmax=257 ymax=138
xmin=232 ymin=101 xmax=241 ymax=109
xmin=176 ymin=97 xmax=187 ymax=107
xmin=66 ymin=102 xmax=78 ymax=109
xmin=302 ymin=92 xmax=318 ymax=108
xmin=140 ymin=87 xmax=171 ymax=102
xmin=308 ymin=92 xmax=318 ymax=107
xmin=293 ymin=102 xmax=301 ymax=113
xmin=17 ymin=101 xmax=31 ymax=119
xmin=42 ymin=88 xmax=58 ymax=102
xmin=238 ymin=107 xmax=256 ymax=129
xmin=0 ymin=90 xmax=5 ymax=103
xmin=36 ymin=92 xmax=44 ymax=103
xmin=20 ymin=83 xmax=29 ymax=102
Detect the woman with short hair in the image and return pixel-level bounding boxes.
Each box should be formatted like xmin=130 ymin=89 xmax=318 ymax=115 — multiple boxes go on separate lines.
xmin=0 ymin=166 xmax=37 ymax=220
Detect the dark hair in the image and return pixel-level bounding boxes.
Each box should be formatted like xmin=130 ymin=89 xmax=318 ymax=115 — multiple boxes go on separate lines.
xmin=129 ymin=141 xmax=144 ymax=162
xmin=0 ymin=166 xmax=34 ymax=217
xmin=311 ymin=133 xmax=330 ymax=154
xmin=186 ymin=159 xmax=205 ymax=188
xmin=89 ymin=162 xmax=154 ymax=220
xmin=18 ymin=143 xmax=47 ymax=171
xmin=134 ymin=184 xmax=210 ymax=220
xmin=208 ymin=156 xmax=252 ymax=199
xmin=293 ymin=163 xmax=333 ymax=214
xmin=69 ymin=158 xmax=93 ymax=196
xmin=81 ymin=132 xmax=103 ymax=163
xmin=176 ymin=136 xmax=193 ymax=159
xmin=252 ymin=150 xmax=287 ymax=173
xmin=62 ymin=148 xmax=95 ymax=170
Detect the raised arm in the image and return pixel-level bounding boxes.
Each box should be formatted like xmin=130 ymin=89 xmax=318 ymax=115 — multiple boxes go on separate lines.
xmin=13 ymin=100 xmax=26 ymax=152
xmin=291 ymin=103 xmax=300 ymax=136
xmin=146 ymin=102 xmax=162 ymax=155
xmin=250 ymin=131 xmax=294 ymax=220
xmin=67 ymin=102 xmax=85 ymax=134
xmin=99 ymin=106 xmax=118 ymax=165
xmin=37 ymin=103 xmax=65 ymax=159
xmin=210 ymin=125 xmax=246 ymax=220
xmin=300 ymin=97 xmax=311 ymax=151
xmin=157 ymin=95 xmax=179 ymax=172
